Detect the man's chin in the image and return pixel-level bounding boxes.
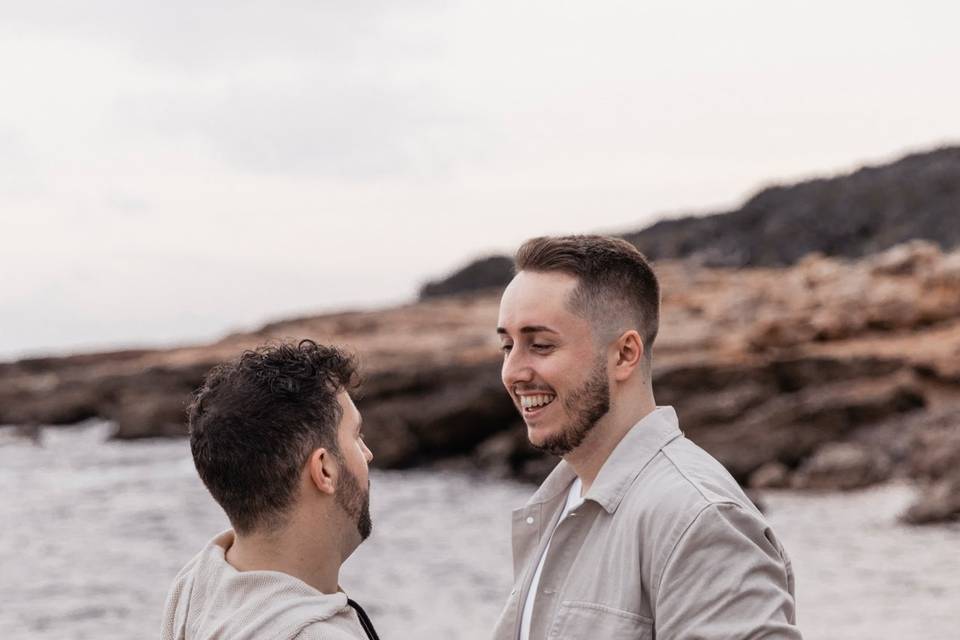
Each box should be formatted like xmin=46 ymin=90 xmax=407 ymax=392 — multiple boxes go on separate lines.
xmin=527 ymin=424 xmax=566 ymax=455
xmin=525 ymin=422 xmax=551 ymax=445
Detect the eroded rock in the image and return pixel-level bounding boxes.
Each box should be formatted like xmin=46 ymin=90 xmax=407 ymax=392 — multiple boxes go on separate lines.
xmin=749 ymin=462 xmax=791 ymax=489
xmin=791 ymin=443 xmax=892 ymax=491
xmin=902 ymin=475 xmax=960 ymax=525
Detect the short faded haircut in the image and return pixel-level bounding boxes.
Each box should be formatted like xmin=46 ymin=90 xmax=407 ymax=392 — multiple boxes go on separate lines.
xmin=514 ymin=235 xmax=660 ymax=359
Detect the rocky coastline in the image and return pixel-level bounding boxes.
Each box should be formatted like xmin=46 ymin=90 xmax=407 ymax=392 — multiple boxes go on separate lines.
xmin=4 ymin=146 xmax=960 ymax=524
xmin=2 ymin=240 xmax=959 ymax=524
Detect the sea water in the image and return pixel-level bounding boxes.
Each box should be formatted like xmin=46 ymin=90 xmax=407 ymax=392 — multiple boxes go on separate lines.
xmin=1 ymin=422 xmax=958 ymax=639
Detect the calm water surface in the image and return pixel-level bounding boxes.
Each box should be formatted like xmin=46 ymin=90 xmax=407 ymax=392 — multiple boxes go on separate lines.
xmin=1 ymin=423 xmax=958 ymax=639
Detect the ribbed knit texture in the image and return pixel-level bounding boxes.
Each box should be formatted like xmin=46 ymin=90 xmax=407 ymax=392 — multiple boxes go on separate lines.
xmin=161 ymin=531 xmax=369 ymax=640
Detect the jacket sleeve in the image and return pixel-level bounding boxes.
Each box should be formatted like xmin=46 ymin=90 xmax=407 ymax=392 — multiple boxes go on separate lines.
xmin=654 ymin=502 xmax=802 ymax=639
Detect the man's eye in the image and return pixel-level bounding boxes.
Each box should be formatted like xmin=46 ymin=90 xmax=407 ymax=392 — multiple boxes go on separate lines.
xmin=500 ymin=344 xmax=513 ymax=353
xmin=532 ymin=344 xmax=554 ymax=352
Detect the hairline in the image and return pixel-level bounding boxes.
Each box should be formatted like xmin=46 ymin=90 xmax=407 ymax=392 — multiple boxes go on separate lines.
xmin=517 ymin=266 xmax=653 ymax=361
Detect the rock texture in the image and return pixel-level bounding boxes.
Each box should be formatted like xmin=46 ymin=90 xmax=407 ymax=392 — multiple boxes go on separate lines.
xmin=898 ymin=409 xmax=960 ymax=524
xmin=625 ymin=147 xmax=960 ymax=267
xmin=790 ymin=443 xmax=893 ymax=491
xmin=420 ymin=256 xmax=514 ymax=300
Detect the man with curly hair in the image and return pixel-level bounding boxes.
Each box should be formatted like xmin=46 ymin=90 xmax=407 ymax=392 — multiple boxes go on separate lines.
xmin=161 ymin=340 xmax=381 ymax=640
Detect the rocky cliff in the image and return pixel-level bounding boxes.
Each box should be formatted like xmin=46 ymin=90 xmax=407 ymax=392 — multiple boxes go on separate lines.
xmin=420 ymin=146 xmax=960 ymax=299
xmin=2 ymin=242 xmax=959 ymax=523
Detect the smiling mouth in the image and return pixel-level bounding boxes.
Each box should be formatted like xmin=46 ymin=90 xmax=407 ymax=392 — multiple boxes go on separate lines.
xmin=519 ymin=393 xmax=557 ymax=413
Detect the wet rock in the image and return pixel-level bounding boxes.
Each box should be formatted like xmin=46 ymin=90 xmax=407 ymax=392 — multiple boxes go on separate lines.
xmin=356 ymin=412 xmax=420 ymax=469
xmin=0 ymin=387 xmax=102 ymax=426
xmin=906 ymin=417 xmax=960 ymax=481
xmin=749 ymin=462 xmax=791 ymax=489
xmin=357 ymin=363 xmax=518 ymax=469
xmin=902 ymin=474 xmax=960 ymax=525
xmin=685 ymin=373 xmax=924 ymax=482
xmin=0 ymin=424 xmax=41 ymax=446
xmin=105 ymin=365 xmax=212 ymax=439
xmin=474 ymin=431 xmax=519 ymax=479
xmin=473 ymin=425 xmax=554 ymax=482
xmin=109 ymin=393 xmax=191 ymax=439
xmin=791 ymin=443 xmax=892 ymax=491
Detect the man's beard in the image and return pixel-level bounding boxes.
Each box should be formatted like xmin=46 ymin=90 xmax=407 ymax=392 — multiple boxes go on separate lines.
xmin=336 ymin=463 xmax=372 ymax=541
xmin=534 ymin=355 xmax=610 ymax=457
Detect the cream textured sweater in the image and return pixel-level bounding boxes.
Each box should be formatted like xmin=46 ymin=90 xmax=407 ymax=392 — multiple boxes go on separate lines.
xmin=161 ymin=531 xmax=370 ymax=640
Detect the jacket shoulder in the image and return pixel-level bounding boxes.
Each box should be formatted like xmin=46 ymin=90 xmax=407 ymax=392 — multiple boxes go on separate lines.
xmin=637 ymin=434 xmax=758 ymax=514
xmin=621 ymin=435 xmax=766 ymax=574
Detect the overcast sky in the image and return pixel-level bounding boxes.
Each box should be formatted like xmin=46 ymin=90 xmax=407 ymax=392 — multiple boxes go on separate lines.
xmin=2 ymin=1 xmax=958 ymax=359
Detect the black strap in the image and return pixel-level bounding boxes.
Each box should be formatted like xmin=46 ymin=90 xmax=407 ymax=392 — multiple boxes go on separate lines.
xmin=347 ymin=598 xmax=382 ymax=640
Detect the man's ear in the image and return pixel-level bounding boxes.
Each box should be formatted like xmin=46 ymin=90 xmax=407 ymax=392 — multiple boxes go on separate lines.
xmin=612 ymin=330 xmax=644 ymax=382
xmin=306 ymin=448 xmax=338 ymax=496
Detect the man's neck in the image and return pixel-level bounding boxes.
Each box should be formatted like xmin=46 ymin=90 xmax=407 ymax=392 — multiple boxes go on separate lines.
xmin=565 ymin=388 xmax=656 ymax=495
xmin=224 ymin=520 xmax=343 ymax=595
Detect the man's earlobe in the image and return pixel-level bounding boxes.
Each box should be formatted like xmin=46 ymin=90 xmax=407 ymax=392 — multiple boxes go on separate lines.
xmin=307 ymin=448 xmax=337 ymax=495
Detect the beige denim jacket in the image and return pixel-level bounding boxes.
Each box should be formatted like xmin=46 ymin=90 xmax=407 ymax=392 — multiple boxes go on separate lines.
xmin=492 ymin=407 xmax=802 ymax=640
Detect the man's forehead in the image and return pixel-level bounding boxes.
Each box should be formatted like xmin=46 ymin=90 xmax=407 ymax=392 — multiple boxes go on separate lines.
xmin=497 ymin=270 xmax=580 ymax=331
xmin=337 ymin=390 xmax=359 ymax=416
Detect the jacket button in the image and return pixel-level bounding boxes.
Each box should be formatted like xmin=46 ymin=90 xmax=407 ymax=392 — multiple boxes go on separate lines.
xmin=525 ymin=516 xmax=535 ymax=524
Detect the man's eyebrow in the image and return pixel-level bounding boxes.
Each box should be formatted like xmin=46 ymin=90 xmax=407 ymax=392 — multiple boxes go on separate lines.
xmin=496 ymin=325 xmax=559 ymax=335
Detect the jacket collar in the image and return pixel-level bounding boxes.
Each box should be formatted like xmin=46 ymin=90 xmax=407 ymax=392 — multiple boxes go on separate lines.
xmin=525 ymin=406 xmax=683 ymax=514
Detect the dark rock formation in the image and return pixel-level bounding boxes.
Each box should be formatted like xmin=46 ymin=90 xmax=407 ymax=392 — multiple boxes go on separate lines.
xmin=356 ymin=362 xmax=518 ymax=468
xmin=660 ymin=362 xmax=924 ymax=483
xmin=625 ymin=147 xmax=960 ymax=267
xmin=748 ymin=462 xmax=790 ymax=490
xmin=420 ymin=255 xmax=513 ymax=300
xmin=902 ymin=476 xmax=960 ymax=525
xmin=790 ymin=443 xmax=893 ymax=491
xmin=419 ymin=146 xmax=960 ymax=298
xmin=898 ymin=409 xmax=960 ymax=525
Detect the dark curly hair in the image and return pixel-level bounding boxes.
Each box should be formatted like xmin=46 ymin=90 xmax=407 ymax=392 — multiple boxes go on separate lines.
xmin=188 ymin=340 xmax=359 ymax=534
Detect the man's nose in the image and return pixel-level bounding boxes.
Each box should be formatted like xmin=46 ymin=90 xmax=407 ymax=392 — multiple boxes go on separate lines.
xmin=501 ymin=349 xmax=533 ymax=391
xmin=363 ymin=441 xmax=374 ymax=464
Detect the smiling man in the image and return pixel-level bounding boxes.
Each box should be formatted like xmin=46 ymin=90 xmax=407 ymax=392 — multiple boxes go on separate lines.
xmin=161 ymin=340 xmax=381 ymax=640
xmin=493 ymin=236 xmax=801 ymax=640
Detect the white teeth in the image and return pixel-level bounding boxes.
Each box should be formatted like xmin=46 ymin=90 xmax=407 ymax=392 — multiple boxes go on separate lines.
xmin=520 ymin=394 xmax=556 ymax=409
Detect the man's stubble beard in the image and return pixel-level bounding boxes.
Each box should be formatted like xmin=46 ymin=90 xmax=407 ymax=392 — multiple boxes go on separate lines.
xmin=534 ymin=354 xmax=610 ymax=457
xmin=335 ymin=462 xmax=372 ymax=542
